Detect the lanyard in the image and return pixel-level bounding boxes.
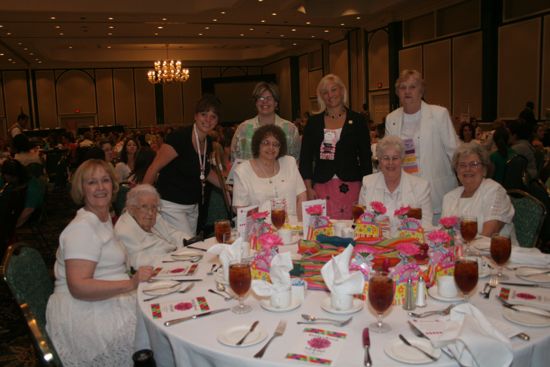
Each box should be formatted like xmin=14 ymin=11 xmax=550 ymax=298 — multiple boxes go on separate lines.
xmin=193 ymin=124 xmax=207 ymax=203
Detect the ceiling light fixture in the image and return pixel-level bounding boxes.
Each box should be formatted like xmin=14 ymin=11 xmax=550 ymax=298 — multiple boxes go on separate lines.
xmin=147 ymin=45 xmax=189 ymax=84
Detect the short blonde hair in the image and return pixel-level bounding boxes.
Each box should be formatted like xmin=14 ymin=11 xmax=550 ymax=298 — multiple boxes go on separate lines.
xmin=315 ymin=74 xmax=348 ymax=113
xmin=376 ymin=135 xmax=405 ymax=159
xmin=70 ymin=159 xmax=119 ymax=205
xmin=394 ymin=69 xmax=425 ymax=96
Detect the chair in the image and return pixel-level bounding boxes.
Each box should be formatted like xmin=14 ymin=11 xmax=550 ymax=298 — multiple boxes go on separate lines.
xmin=0 ymin=243 xmax=62 ymax=366
xmin=113 ymin=183 xmax=130 ymax=217
xmin=502 ymin=155 xmax=528 ymax=191
xmin=508 ymin=189 xmax=547 ymax=248
xmin=0 ymin=184 xmax=27 ymax=256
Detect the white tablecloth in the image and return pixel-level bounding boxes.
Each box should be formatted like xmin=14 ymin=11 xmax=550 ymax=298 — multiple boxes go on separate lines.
xmin=137 ymin=238 xmax=550 ymax=367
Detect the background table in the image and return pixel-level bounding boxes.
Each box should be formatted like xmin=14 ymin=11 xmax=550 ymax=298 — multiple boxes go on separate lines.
xmin=138 ymin=239 xmax=550 ymax=367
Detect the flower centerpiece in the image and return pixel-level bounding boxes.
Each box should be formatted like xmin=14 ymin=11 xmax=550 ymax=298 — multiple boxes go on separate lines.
xmin=439 ymin=216 xmax=459 ymax=247
xmin=249 ymin=211 xmax=273 ymax=250
xmin=426 ymin=230 xmax=455 ymax=286
xmin=305 ymin=204 xmax=333 ymax=240
xmin=251 ymin=232 xmax=283 ymax=281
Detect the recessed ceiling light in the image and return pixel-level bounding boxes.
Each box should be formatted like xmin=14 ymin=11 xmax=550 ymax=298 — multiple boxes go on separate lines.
xmin=68 ymin=46 xmax=73 ymax=49
xmin=35 ymin=58 xmax=39 ymax=61
xmin=356 ymin=16 xmax=361 ymax=20
xmin=0 ymin=25 xmax=3 ymax=28
xmin=17 ymin=42 xmax=22 ymax=45
xmin=340 ymin=23 xmax=345 ymax=26
xmin=306 ymin=21 xmax=311 ymax=25
xmin=212 ymin=18 xmax=218 ymax=22
xmin=324 ymin=29 xmax=329 ymax=33
xmin=12 ymin=61 xmax=16 ymax=64
xmin=108 ymin=17 xmax=114 ymax=20
xmin=272 ymin=12 xmax=277 ymax=16
xmin=38 ymin=61 xmax=42 ymax=64
xmin=220 ymin=11 xmax=226 ymax=15
xmin=280 ymin=34 xmax=284 ymax=37
xmin=154 ymin=32 xmax=159 ymax=36
xmin=258 ymin=0 xmax=263 ymax=2
xmin=205 ymin=26 xmax=210 ymax=30
xmin=109 ymin=26 xmax=115 ymax=29
xmin=55 ymin=25 xmax=61 ymax=29
xmin=198 ymin=33 xmax=203 ymax=36
xmin=23 ymin=47 xmax=28 ymax=50
xmin=6 ymin=32 xmax=11 ymax=36
xmin=8 ymin=58 xmax=12 ymax=61
xmin=240 ymin=33 xmax=244 ymax=37
xmin=162 ymin=18 xmax=167 ymax=21
xmin=29 ymin=52 xmax=34 ymax=55
xmin=260 ymin=19 xmax=266 ymax=23
xmin=311 ymin=35 xmax=316 ymax=38
xmin=50 ymin=16 xmax=56 ymax=20
xmin=107 ymin=32 xmax=112 ymax=36
xmin=0 ymin=53 xmax=4 ymax=56
xmin=157 ymin=26 xmax=163 ymax=29
xmin=291 ymin=28 xmax=296 ymax=32
xmin=292 ymin=43 xmax=297 ymax=46
xmin=59 ymin=32 xmax=64 ymax=36
xmin=107 ymin=46 xmax=112 ymax=49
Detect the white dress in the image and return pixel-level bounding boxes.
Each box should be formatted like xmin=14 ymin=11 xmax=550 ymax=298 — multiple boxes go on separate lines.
xmin=46 ymin=208 xmax=136 ymax=367
xmin=232 ymin=155 xmax=306 ymax=216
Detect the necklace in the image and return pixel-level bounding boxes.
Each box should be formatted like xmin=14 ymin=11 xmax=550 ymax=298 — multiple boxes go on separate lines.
xmin=325 ymin=109 xmax=345 ymax=119
xmin=193 ymin=124 xmax=207 ymax=203
xmin=255 ymin=159 xmax=279 ymax=197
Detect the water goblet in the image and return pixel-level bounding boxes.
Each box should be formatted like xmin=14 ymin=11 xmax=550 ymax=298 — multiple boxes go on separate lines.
xmin=271 ymin=198 xmax=287 ymax=230
xmin=368 ymin=270 xmax=395 ymax=333
xmin=228 ymin=260 xmax=252 ymax=314
xmin=490 ymin=234 xmax=511 ymax=281
xmin=454 ymin=257 xmax=479 ymax=302
xmin=460 ymin=216 xmax=478 ymax=254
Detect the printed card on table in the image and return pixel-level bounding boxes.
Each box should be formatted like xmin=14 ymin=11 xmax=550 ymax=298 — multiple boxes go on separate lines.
xmin=285 ymin=327 xmax=347 ymax=366
xmin=153 ymin=264 xmax=197 ymax=277
xmin=302 ymin=199 xmax=327 ymax=240
xmin=501 ymin=287 xmax=550 ymax=310
xmin=150 ymin=296 xmax=210 ymax=320
xmin=237 ymin=205 xmax=259 ymax=239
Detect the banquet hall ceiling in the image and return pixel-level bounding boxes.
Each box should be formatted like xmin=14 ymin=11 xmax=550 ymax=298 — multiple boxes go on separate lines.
xmin=0 ymin=0 xmax=456 ymax=69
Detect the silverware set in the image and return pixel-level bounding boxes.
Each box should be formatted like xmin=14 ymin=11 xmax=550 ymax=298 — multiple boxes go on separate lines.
xmin=408 ymin=304 xmax=454 ymax=318
xmin=480 ymin=277 xmax=498 ymax=298
xmin=254 ymin=321 xmax=286 ymax=358
xmin=143 ymin=282 xmax=195 ymax=302
xmin=208 ymin=289 xmax=233 ymax=301
xmin=296 ymin=314 xmax=352 ymax=327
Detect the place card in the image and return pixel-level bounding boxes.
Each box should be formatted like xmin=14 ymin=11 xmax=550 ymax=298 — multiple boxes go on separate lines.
xmin=150 ymin=296 xmax=210 ymax=320
xmin=302 ymin=199 xmax=327 ymax=240
xmin=153 ymin=264 xmax=198 ymax=277
xmin=501 ymin=287 xmax=550 ymax=311
xmin=285 ymin=327 xmax=347 ymax=365
xmin=236 ymin=205 xmax=259 ymax=239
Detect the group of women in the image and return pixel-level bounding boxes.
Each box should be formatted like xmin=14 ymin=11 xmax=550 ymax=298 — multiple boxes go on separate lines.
xmin=45 ymin=70 xmax=516 ymax=366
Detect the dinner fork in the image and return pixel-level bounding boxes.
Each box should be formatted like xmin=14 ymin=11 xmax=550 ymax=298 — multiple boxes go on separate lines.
xmin=254 ymin=321 xmax=286 ymax=358
xmin=297 ymin=315 xmax=353 ymax=327
xmin=485 ymin=276 xmax=498 ymax=299
xmin=408 ymin=321 xmax=466 ymax=367
xmin=143 ymin=282 xmax=195 ymax=302
xmin=408 ymin=304 xmax=454 ymax=318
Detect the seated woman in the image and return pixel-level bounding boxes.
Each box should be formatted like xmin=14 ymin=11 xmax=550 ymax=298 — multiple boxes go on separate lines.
xmin=358 ymin=136 xmax=433 ymax=232
xmin=115 ymin=184 xmax=191 ymax=268
xmin=46 ymin=159 xmax=153 ymax=366
xmin=233 ymin=124 xmax=307 ymax=221
xmin=442 ymin=142 xmax=515 ymax=237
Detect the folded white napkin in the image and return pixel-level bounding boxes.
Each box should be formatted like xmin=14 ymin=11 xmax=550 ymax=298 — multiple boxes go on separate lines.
xmin=510 ymin=247 xmax=550 ymax=266
xmin=321 ymin=244 xmax=364 ymax=295
xmin=430 ymin=303 xmax=513 ymax=367
xmin=251 ymin=252 xmax=293 ymax=296
xmin=207 ymin=237 xmax=245 ymax=282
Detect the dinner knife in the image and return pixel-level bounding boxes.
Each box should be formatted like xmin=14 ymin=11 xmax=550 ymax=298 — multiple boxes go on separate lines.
xmin=164 ymin=307 xmax=231 ymax=327
xmin=497 ymin=297 xmax=550 ymax=317
xmin=362 ymin=327 xmax=372 ymax=367
xmin=399 ymin=334 xmax=438 ymax=361
xmin=236 ymin=320 xmax=259 ymax=346
xmin=499 ymin=282 xmax=550 ymax=288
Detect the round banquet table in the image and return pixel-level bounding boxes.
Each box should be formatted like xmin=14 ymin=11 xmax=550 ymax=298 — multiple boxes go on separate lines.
xmin=137 ymin=238 xmax=550 ymax=367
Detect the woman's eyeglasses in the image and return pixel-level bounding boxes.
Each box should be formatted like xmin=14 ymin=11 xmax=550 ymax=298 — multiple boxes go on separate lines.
xmin=457 ymin=161 xmax=482 ymax=169
xmin=261 ymin=140 xmax=281 ymax=148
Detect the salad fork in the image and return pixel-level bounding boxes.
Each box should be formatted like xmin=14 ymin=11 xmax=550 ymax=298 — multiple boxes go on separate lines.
xmin=297 ymin=314 xmax=352 ymax=327
xmin=408 ymin=304 xmax=454 ymax=318
xmin=254 ymin=321 xmax=286 ymax=358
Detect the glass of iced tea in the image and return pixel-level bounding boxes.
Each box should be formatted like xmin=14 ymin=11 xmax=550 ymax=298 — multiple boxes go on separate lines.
xmin=228 ymin=260 xmax=252 ymax=314
xmin=271 ymin=198 xmax=287 ymax=230
xmin=352 ymin=203 xmax=365 ymax=223
xmin=214 ymin=219 xmax=231 ymax=243
xmin=454 ymin=257 xmax=479 ymax=301
xmin=490 ymin=234 xmax=512 ymax=280
xmin=460 ymin=216 xmax=478 ymax=253
xmin=407 ymin=207 xmax=422 ymax=220
xmin=368 ymin=270 xmax=395 ymax=333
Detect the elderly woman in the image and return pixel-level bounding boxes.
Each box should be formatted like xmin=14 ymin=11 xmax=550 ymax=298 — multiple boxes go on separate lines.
xmin=231 ymin=81 xmax=300 ymax=164
xmin=358 ymin=136 xmax=433 ymax=231
xmin=442 ymin=142 xmax=515 ymax=237
xmin=46 ymin=159 xmax=153 ymax=366
xmin=115 ymin=184 xmax=191 ymax=268
xmin=299 ymin=74 xmax=372 ymax=219
xmin=233 ymin=124 xmax=306 ymax=220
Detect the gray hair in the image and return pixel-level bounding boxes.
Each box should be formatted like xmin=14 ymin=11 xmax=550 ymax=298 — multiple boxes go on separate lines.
xmin=452 ymin=142 xmax=490 ymax=172
xmin=125 ymin=184 xmax=161 ymax=210
xmin=376 ymin=135 xmax=405 ymax=159
xmin=394 ymin=69 xmax=425 ymax=96
xmin=315 ymin=74 xmax=349 ymax=113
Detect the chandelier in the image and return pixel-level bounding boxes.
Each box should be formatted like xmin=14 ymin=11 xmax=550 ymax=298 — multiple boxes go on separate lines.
xmin=147 ymin=60 xmax=189 ymax=84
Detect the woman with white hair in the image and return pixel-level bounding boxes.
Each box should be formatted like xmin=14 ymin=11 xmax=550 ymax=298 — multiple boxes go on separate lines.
xmin=114 ymin=184 xmax=192 ymax=268
xmin=299 ymin=74 xmax=372 ymax=219
xmin=358 ymin=135 xmax=433 ymax=232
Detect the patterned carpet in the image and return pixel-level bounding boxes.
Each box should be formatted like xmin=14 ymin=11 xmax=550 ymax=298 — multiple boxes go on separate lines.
xmin=0 ymin=186 xmax=77 ymax=367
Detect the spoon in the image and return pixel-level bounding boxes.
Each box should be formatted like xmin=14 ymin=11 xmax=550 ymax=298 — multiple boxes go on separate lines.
xmin=298 ymin=314 xmax=352 ymax=327
xmin=216 ymin=282 xmax=234 ymax=299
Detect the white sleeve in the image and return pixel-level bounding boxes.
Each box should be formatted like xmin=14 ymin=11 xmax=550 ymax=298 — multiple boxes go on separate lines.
xmin=438 ymin=107 xmax=459 ymax=163
xmin=62 ymin=221 xmax=102 ymax=262
xmin=481 ymin=181 xmax=515 ymax=224
xmin=232 ymin=164 xmax=251 ymax=208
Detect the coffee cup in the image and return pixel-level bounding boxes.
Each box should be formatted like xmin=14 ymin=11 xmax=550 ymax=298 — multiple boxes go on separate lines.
xmin=270 ymin=287 xmax=291 ymax=308
xmin=291 ymin=278 xmax=307 ymax=303
xmin=437 ymin=275 xmax=458 ymax=298
xmin=330 ymin=292 xmax=353 ymax=311
xmin=334 ymin=222 xmax=346 ymax=237
xmin=278 ymin=228 xmax=293 ymax=245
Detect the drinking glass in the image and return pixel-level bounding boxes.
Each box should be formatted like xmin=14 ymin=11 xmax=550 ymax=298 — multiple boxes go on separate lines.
xmin=460 ymin=216 xmax=478 ymax=254
xmin=214 ymin=219 xmax=231 ymax=243
xmin=490 ymin=234 xmax=512 ymax=280
xmin=228 ymin=261 xmax=252 ymax=314
xmin=368 ymin=270 xmax=395 ymax=333
xmin=407 ymin=207 xmax=422 ymax=220
xmin=454 ymin=257 xmax=479 ymax=301
xmin=271 ymin=198 xmax=287 ymax=230
xmin=352 ymin=203 xmax=365 ymax=222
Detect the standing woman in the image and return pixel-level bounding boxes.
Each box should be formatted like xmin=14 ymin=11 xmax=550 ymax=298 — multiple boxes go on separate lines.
xmin=46 ymin=159 xmax=153 ymax=366
xmin=115 ymin=137 xmax=139 ymax=183
xmin=299 ymin=74 xmax=372 ymax=219
xmin=143 ymin=95 xmax=222 ymax=234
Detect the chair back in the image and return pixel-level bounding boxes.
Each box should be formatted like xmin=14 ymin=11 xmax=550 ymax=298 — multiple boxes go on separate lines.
xmin=113 ymin=183 xmax=130 ymax=217
xmin=502 ymin=155 xmax=528 ymax=190
xmin=508 ymin=189 xmax=547 ymax=248
xmin=0 ymin=184 xmax=28 ymax=255
xmin=1 ymin=243 xmax=62 ymax=366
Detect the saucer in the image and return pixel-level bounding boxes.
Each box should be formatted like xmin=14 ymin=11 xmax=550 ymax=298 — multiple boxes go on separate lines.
xmin=142 ymin=281 xmax=181 ymax=296
xmin=320 ymin=297 xmax=363 ymax=314
xmin=260 ymin=298 xmax=302 ymax=312
xmin=217 ymin=324 xmax=268 ymax=347
xmin=427 ymin=286 xmax=464 ymax=302
xmin=516 ymin=267 xmax=550 ymax=283
xmin=384 ymin=337 xmax=441 ymax=364
xmin=502 ymin=307 xmax=550 ymax=327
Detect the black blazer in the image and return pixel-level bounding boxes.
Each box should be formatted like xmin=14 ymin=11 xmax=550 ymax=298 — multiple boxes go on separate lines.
xmin=299 ymin=109 xmax=372 ymax=184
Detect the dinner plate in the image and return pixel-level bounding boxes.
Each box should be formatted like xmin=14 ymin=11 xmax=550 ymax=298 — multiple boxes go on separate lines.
xmin=502 ymin=307 xmax=550 ymax=327
xmin=171 ymin=249 xmax=204 ymax=260
xmin=516 ymin=267 xmax=550 ymax=283
xmin=142 ymin=281 xmax=181 ymax=296
xmin=320 ymin=297 xmax=363 ymax=315
xmin=217 ymin=324 xmax=268 ymax=347
xmin=260 ymin=297 xmax=302 ymax=312
xmin=427 ymin=286 xmax=464 ymax=302
xmin=384 ymin=337 xmax=441 ymax=364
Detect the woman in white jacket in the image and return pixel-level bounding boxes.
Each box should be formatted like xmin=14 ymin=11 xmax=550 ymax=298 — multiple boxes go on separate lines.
xmin=359 ymin=136 xmax=433 ymax=233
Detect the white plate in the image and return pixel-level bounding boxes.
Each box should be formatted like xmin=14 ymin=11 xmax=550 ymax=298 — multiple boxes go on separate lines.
xmin=516 ymin=267 xmax=550 ymax=283
xmin=384 ymin=337 xmax=441 ymax=364
xmin=502 ymin=307 xmax=550 ymax=327
xmin=142 ymin=281 xmax=181 ymax=296
xmin=260 ymin=298 xmax=302 ymax=312
xmin=171 ymin=249 xmax=204 ymax=260
xmin=320 ymin=297 xmax=363 ymax=314
xmin=217 ymin=324 xmax=268 ymax=347
xmin=427 ymin=286 xmax=464 ymax=302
